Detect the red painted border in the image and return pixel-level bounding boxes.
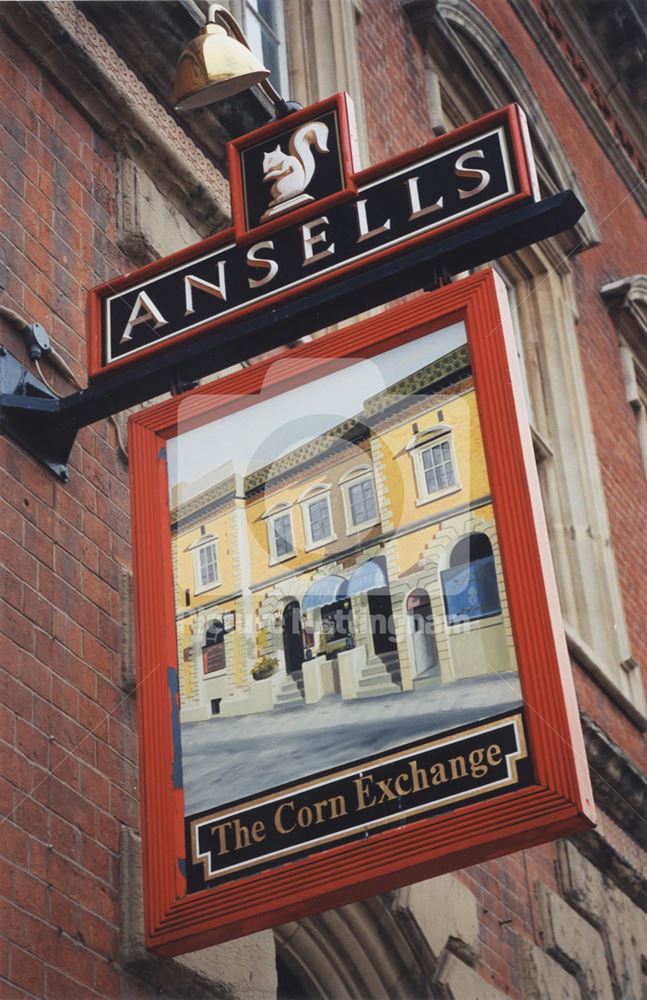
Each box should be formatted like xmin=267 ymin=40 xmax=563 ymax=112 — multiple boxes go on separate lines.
xmin=88 ymin=104 xmax=534 ymax=379
xmin=228 ymin=92 xmax=360 ymax=245
xmin=129 ymin=270 xmax=594 ymax=956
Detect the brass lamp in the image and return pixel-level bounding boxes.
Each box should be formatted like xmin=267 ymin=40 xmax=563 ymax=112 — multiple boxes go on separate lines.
xmin=174 ymin=2 xmax=292 ymax=115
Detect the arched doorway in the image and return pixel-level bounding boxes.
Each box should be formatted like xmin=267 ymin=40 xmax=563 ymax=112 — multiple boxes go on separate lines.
xmin=406 ymin=589 xmax=439 ymax=679
xmin=282 ymin=601 xmax=304 ymax=675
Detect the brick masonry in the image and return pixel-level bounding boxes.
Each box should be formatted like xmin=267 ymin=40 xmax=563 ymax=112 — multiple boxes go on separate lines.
xmin=1 ymin=1 xmax=646 ymax=998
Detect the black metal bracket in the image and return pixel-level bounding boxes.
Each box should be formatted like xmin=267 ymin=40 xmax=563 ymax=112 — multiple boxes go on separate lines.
xmin=0 ymin=191 xmax=584 ymax=481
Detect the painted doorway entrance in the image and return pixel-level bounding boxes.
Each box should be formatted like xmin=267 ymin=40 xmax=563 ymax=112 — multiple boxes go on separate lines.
xmin=282 ymin=601 xmax=304 ymax=675
xmin=407 ymin=590 xmax=440 ymax=679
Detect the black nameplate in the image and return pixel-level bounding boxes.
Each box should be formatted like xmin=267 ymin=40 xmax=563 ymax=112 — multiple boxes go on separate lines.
xmin=185 ymin=712 xmax=530 ymax=892
xmin=103 ymin=122 xmax=523 ymax=368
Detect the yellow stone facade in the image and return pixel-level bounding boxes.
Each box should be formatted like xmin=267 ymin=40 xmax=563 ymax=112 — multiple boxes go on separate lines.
xmin=171 ymin=346 xmax=517 ymax=722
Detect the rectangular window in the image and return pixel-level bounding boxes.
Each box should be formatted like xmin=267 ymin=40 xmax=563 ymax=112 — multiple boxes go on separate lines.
xmin=348 ymin=478 xmax=378 ymax=526
xmin=308 ymin=497 xmax=332 ymax=543
xmin=198 ymin=543 xmax=218 ymax=588
xmin=273 ymin=513 xmax=294 ymax=557
xmin=421 ymin=440 xmax=456 ymax=494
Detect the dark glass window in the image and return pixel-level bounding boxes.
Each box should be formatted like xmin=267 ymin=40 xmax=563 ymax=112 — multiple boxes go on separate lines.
xmin=421 ymin=439 xmax=456 ymax=493
xmin=273 ymin=513 xmax=294 ymax=557
xmin=348 ymin=478 xmax=378 ymax=525
xmin=308 ymin=497 xmax=332 ymax=542
xmin=441 ymin=533 xmax=501 ymax=624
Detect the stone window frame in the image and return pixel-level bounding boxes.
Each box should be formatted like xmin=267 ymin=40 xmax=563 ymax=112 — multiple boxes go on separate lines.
xmin=298 ymin=485 xmax=337 ymax=552
xmin=407 ymin=425 xmax=461 ymax=507
xmin=265 ymin=502 xmax=297 ymax=565
xmin=403 ymin=0 xmax=645 ymax=722
xmin=339 ymin=465 xmax=380 ymax=535
xmin=186 ymin=535 xmax=221 ymax=595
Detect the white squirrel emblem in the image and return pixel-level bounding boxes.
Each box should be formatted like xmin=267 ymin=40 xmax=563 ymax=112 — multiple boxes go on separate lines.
xmin=260 ymin=120 xmax=330 ymax=222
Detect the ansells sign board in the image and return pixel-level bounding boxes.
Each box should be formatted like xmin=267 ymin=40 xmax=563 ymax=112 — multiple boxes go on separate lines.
xmin=89 ymin=99 xmax=537 ymax=377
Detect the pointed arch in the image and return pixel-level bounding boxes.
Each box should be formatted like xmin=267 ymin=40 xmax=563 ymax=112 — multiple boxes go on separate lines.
xmin=403 ymin=0 xmax=596 ymax=251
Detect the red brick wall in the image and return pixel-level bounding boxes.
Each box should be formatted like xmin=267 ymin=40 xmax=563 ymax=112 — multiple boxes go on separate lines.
xmin=1 ymin=28 xmax=136 ymax=999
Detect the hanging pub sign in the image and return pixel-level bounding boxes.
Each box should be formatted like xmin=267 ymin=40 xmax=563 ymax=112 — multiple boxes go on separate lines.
xmin=129 ymin=270 xmax=594 ymax=956
xmin=87 ymin=97 xmax=538 ymax=378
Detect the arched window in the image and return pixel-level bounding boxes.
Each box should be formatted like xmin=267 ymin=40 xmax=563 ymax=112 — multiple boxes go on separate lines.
xmin=441 ymin=533 xmax=501 ymax=625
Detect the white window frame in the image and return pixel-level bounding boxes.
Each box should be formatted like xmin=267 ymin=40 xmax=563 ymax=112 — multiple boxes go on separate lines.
xmin=409 ymin=427 xmax=461 ymax=506
xmin=340 ymin=467 xmax=380 ymax=535
xmin=299 ymin=486 xmax=336 ymax=551
xmin=265 ymin=504 xmax=296 ymax=566
xmin=192 ymin=538 xmax=220 ymax=595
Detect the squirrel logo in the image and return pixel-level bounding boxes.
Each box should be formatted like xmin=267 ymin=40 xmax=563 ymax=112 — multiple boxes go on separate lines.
xmin=260 ymin=120 xmax=330 ymax=222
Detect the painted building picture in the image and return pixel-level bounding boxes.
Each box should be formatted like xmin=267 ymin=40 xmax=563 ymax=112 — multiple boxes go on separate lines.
xmin=169 ymin=327 xmax=521 ymax=811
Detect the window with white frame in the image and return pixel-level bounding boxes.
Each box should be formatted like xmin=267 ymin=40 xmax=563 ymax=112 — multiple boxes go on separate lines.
xmin=266 ymin=505 xmax=295 ymax=564
xmin=192 ymin=538 xmax=220 ymax=594
xmin=241 ymin=0 xmax=288 ymax=96
xmin=299 ymin=486 xmax=335 ymax=550
xmin=340 ymin=467 xmax=379 ymax=534
xmin=409 ymin=425 xmax=459 ymax=504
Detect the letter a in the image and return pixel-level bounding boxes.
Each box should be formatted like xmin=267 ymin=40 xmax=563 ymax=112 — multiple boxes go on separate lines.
xmin=120 ymin=290 xmax=167 ymax=344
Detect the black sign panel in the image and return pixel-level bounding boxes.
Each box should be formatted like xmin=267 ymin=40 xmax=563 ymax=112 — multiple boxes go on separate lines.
xmin=104 ymin=123 xmax=522 ymax=368
xmin=186 ymin=713 xmax=530 ymax=891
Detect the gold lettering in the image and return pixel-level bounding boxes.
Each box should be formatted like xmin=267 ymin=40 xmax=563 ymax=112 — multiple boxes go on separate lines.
xmin=394 ymin=772 xmax=411 ymax=797
xmin=328 ymin=794 xmax=347 ymax=820
xmin=376 ymin=777 xmax=397 ymax=802
xmin=409 ymin=759 xmax=429 ymax=793
xmin=251 ymin=820 xmax=266 ymax=843
xmin=297 ymin=805 xmax=313 ymax=828
xmin=275 ymin=800 xmax=296 ymax=834
xmin=449 ymin=756 xmax=468 ymax=781
xmin=209 ymin=820 xmax=232 ymax=856
xmin=487 ymin=744 xmax=503 ymax=768
xmin=430 ymin=762 xmax=448 ymax=785
xmin=354 ymin=775 xmax=376 ymax=810
xmin=468 ymin=747 xmax=488 ymax=779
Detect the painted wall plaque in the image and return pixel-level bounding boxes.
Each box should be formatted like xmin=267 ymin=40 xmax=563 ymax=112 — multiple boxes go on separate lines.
xmin=129 ymin=271 xmax=593 ymax=955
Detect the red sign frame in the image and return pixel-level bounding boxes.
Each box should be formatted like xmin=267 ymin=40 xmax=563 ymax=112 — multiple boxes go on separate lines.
xmin=88 ymin=103 xmax=536 ymax=379
xmin=129 ymin=270 xmax=594 ymax=956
